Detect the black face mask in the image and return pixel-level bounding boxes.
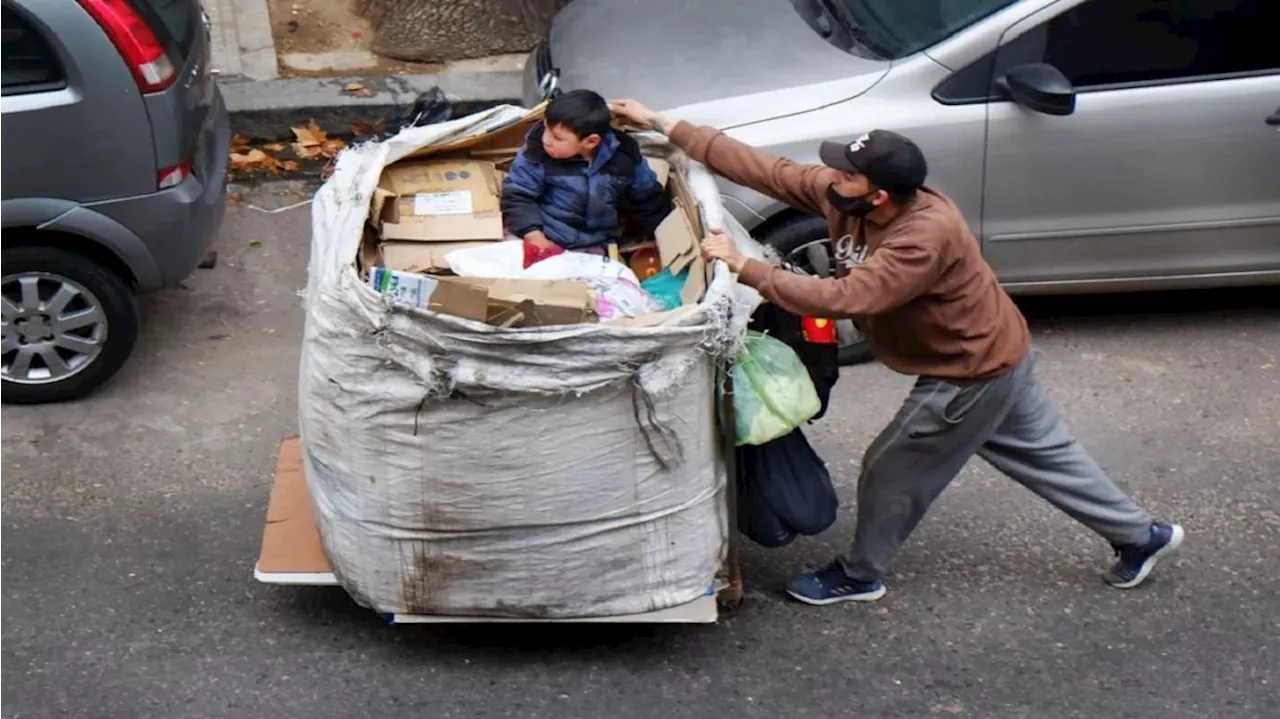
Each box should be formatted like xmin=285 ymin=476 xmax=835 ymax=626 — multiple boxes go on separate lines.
xmin=826 ymin=185 xmax=878 ymax=217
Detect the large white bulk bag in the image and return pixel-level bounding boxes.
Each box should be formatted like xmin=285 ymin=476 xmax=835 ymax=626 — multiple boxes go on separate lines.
xmin=298 ymin=105 xmax=762 ymax=617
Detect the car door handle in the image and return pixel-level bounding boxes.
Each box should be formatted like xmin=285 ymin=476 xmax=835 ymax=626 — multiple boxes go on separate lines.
xmin=1267 ymin=108 xmax=1280 ymax=127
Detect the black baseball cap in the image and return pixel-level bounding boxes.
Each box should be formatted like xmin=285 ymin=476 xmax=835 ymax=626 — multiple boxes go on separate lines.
xmin=819 ymin=130 xmax=927 ymax=193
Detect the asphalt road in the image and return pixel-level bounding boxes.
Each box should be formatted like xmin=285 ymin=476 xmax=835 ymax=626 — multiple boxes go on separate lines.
xmin=3 ymin=187 xmax=1278 ymax=719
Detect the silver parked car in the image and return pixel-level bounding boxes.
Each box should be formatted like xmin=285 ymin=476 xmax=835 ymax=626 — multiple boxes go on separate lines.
xmin=2 ymin=0 xmax=230 ymax=402
xmin=527 ymin=0 xmax=1280 ymax=364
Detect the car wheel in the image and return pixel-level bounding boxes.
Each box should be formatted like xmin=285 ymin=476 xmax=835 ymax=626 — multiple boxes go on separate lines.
xmin=1 ymin=246 xmax=139 ymax=404
xmin=757 ymin=216 xmax=875 ymax=366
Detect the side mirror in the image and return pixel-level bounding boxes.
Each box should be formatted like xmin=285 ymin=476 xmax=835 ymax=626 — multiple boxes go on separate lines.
xmin=999 ymin=63 xmax=1076 ymax=116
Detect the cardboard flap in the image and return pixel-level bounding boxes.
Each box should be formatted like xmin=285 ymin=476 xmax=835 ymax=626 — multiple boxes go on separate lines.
xmin=655 ymin=203 xmax=699 ymax=275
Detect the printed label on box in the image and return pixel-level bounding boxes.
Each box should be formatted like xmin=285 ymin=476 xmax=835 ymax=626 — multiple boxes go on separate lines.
xmin=414 ymin=191 xmax=473 ymax=216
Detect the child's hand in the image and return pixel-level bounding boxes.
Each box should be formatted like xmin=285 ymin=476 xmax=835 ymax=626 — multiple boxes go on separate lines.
xmin=524 ymin=231 xmax=557 ymax=252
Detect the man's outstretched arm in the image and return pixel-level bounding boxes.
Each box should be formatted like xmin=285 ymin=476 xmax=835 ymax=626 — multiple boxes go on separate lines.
xmin=612 ymin=99 xmax=838 ymax=217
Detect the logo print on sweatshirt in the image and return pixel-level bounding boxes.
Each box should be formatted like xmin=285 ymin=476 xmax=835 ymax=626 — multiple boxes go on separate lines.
xmin=834 ymin=233 xmax=868 ymax=271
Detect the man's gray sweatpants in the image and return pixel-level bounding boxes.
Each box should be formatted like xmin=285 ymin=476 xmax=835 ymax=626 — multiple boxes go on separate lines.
xmin=840 ymin=349 xmax=1153 ymax=583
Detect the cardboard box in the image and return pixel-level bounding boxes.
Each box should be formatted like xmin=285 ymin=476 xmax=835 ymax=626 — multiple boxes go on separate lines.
xmin=381 ymin=241 xmax=494 ymax=275
xmin=368 ymin=267 xmax=489 ymax=321
xmin=376 ymin=159 xmax=505 ymax=243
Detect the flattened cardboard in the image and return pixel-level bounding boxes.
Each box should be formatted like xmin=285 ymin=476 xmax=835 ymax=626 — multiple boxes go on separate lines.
xmin=258 ymin=437 xmax=332 ymax=575
xmin=425 ymin=280 xmax=490 ymax=322
xmin=438 ymin=276 xmax=596 ymax=327
xmin=655 ymin=203 xmax=699 ymax=275
xmin=681 ymin=256 xmax=708 ymax=305
xmin=378 ymin=159 xmax=505 ymax=242
xmin=668 ymin=169 xmax=705 ymax=238
xmin=381 ymin=240 xmax=495 ymax=274
xmin=369 ymin=267 xmax=489 ymax=321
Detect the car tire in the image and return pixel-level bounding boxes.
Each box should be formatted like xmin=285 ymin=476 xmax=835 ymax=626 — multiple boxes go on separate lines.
xmin=756 ymin=215 xmax=875 ymax=366
xmin=1 ymin=246 xmax=140 ymax=404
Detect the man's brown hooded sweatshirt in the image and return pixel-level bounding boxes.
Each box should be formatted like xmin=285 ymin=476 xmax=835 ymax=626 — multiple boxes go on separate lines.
xmin=668 ymin=121 xmax=1030 ymax=381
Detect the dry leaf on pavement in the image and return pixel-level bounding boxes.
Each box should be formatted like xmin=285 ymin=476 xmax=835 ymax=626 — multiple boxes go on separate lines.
xmin=231 ymin=134 xmax=252 ymax=153
xmin=263 ymin=142 xmax=287 ymax=152
xmin=229 ymin=149 xmax=272 ymax=169
xmin=291 ymin=119 xmax=326 ymax=147
xmin=344 ymin=82 xmax=373 ymax=98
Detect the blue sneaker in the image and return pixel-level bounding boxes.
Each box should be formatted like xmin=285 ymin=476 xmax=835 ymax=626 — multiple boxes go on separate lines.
xmin=1105 ymin=522 xmax=1184 ymax=589
xmin=786 ymin=561 xmax=886 ymax=605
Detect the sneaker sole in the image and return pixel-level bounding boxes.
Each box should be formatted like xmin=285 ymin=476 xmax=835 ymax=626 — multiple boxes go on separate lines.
xmin=1108 ymin=524 xmax=1184 ymax=589
xmin=785 ymin=585 xmax=887 ymax=605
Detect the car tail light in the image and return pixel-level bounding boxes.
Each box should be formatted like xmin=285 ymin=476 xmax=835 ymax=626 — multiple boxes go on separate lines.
xmin=801 ymin=317 xmax=838 ymax=344
xmin=157 ymin=159 xmax=191 ymax=189
xmin=76 ymin=0 xmax=176 ymax=93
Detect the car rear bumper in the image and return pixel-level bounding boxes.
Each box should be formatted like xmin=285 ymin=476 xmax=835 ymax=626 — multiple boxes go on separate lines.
xmin=83 ymin=86 xmax=230 ymax=292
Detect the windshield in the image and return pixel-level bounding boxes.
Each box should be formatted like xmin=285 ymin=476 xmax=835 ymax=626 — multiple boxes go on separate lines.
xmin=836 ymin=0 xmax=1017 ymax=59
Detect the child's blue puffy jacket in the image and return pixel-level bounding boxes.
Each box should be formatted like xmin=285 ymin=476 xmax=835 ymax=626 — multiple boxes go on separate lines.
xmin=500 ymin=122 xmax=672 ymax=249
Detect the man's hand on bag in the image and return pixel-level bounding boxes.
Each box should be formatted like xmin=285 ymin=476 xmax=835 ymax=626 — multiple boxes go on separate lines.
xmin=609 ymin=99 xmax=676 ymax=136
xmin=701 ymin=232 xmax=747 ymax=273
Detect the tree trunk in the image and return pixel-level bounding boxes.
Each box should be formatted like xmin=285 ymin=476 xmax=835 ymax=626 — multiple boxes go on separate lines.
xmin=357 ymin=0 xmax=570 ymax=64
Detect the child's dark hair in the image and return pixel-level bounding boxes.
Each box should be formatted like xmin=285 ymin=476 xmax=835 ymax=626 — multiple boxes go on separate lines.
xmin=545 ymin=89 xmax=612 ymax=140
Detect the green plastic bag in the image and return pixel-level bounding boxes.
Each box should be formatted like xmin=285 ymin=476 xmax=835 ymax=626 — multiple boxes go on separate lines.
xmin=721 ymin=331 xmax=822 ymax=446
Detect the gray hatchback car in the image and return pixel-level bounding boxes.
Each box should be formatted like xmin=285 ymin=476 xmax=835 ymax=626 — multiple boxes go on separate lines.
xmin=2 ymin=0 xmax=229 ymax=403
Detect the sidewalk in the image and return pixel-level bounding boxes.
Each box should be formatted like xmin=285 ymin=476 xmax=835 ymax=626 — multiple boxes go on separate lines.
xmin=209 ymin=0 xmax=525 ymax=139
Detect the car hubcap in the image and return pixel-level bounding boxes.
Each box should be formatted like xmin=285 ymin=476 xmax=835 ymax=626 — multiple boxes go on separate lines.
xmin=1 ymin=273 xmax=107 ymax=385
xmin=784 ymin=238 xmax=864 ymax=348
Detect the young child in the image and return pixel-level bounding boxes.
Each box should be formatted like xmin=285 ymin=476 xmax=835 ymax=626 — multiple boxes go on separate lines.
xmin=501 ymin=89 xmax=672 ymax=264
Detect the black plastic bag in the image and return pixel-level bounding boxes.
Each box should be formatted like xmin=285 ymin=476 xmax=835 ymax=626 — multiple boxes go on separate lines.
xmin=391 ymin=86 xmax=453 ymax=132
xmin=735 ymin=426 xmax=839 ymax=547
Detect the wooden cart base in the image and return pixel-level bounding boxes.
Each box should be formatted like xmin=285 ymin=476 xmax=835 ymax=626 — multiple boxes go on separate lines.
xmin=256 ymin=438 xmax=726 ymax=624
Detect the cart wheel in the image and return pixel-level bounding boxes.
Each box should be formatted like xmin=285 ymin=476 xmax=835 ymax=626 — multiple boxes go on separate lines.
xmin=716 ymin=583 xmax=745 ymax=614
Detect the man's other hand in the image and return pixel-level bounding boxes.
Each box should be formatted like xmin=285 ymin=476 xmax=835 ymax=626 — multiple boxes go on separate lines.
xmin=701 ymin=232 xmax=746 ymax=273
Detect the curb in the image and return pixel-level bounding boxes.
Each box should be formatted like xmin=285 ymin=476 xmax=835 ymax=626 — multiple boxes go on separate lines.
xmin=223 ymin=71 xmax=523 ymax=140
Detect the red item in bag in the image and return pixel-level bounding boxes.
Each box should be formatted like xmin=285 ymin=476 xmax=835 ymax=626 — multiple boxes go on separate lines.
xmin=522 ymin=239 xmax=565 ymax=269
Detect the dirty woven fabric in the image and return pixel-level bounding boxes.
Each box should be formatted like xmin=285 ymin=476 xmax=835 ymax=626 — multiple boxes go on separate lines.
xmin=839 ymin=350 xmax=1153 ymax=582
xmin=501 ymin=122 xmax=672 ymax=250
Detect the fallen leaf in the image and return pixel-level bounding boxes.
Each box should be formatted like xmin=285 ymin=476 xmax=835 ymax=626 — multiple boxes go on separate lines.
xmin=249 ymin=240 xmax=263 ymax=248
xmin=344 ymin=82 xmax=373 ymax=98
xmin=231 ymin=134 xmax=251 ymax=152
xmin=291 ymin=119 xmax=327 ymax=147
xmin=263 ymin=142 xmax=287 ymax=152
xmin=292 ymin=143 xmax=323 ymax=160
xmin=280 ymin=160 xmax=300 ymax=172
xmin=229 ymin=149 xmax=272 ymax=169
xmin=352 ymin=118 xmax=385 ymax=137
xmin=320 ymin=138 xmax=347 ymax=158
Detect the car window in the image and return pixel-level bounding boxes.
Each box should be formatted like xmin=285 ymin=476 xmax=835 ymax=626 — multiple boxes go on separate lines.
xmin=129 ymin=0 xmax=199 ymax=62
xmin=1 ymin=5 xmax=64 ymax=94
xmin=1043 ymin=0 xmax=1280 ymax=89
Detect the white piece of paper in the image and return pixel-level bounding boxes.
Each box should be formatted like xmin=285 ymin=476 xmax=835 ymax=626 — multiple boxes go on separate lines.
xmin=414 ymin=191 xmax=473 ymax=216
